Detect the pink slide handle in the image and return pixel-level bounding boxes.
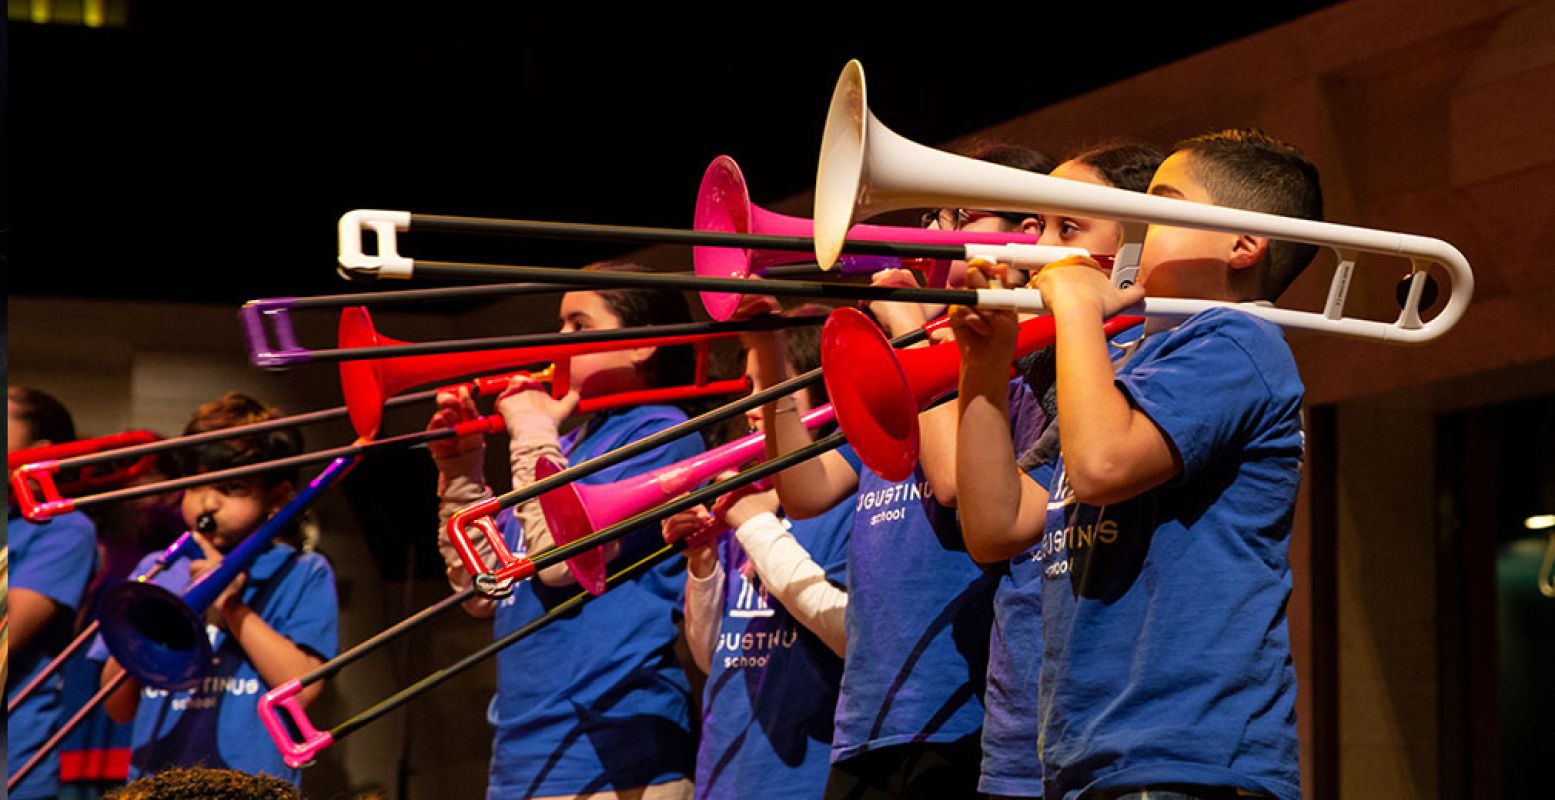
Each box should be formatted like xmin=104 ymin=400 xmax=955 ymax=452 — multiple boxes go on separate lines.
xmin=258 ymin=679 xmax=334 ymax=769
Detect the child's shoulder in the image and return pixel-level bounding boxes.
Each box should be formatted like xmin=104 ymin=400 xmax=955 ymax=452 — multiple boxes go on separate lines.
xmin=1173 ymin=305 xmax=1286 ymax=344
xmin=261 ymin=543 xmax=336 ymax=584
xmin=1138 ymin=305 xmax=1306 ymax=410
xmin=292 ymin=548 xmax=336 ymax=577
xmin=1155 ymin=307 xmax=1299 ymax=385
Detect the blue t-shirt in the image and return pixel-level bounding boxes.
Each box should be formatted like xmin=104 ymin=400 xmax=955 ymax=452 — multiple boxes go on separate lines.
xmin=979 ymin=464 xmax=1051 ymax=798
xmin=983 ymin=332 xmax=1140 ymax=797
xmin=6 ymin=510 xmax=99 ymax=800
xmin=1033 ymin=309 xmax=1304 ymax=800
xmin=695 ymin=445 xmax=860 ymax=800
xmin=87 ymin=542 xmax=339 ymax=784
xmin=832 ymin=462 xmax=997 ymax=762
xmin=486 ymin=405 xmax=703 ymax=799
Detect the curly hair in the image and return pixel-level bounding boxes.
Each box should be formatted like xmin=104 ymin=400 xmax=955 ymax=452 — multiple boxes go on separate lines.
xmin=175 ymin=392 xmax=303 ymax=487
xmin=105 ymin=766 xmax=304 ymax=800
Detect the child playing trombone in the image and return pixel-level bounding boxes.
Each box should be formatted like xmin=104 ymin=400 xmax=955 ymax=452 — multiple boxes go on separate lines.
xmin=660 ymin=305 xmax=855 ymax=800
xmin=94 ymin=392 xmax=339 ymax=786
xmin=428 ymin=263 xmax=706 ymax=800
xmin=953 ymin=129 xmax=1320 ymax=800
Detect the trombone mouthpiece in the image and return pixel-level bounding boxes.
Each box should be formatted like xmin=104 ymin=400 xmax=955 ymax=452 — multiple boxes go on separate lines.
xmin=196 ymin=513 xmax=217 ymax=534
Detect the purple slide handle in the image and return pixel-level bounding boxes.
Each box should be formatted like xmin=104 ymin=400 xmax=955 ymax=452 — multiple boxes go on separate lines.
xmin=239 ymin=299 xmax=312 ymax=369
xmin=258 ymin=679 xmax=333 ymax=768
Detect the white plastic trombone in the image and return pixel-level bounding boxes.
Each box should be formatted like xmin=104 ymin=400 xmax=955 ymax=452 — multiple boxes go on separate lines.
xmin=813 ymin=60 xmax=1473 ymax=346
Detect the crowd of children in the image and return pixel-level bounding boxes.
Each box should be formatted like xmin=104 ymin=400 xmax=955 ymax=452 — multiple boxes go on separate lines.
xmin=8 ymin=127 xmax=1323 ymax=800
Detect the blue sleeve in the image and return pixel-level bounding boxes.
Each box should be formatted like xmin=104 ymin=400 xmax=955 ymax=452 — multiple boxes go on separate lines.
xmin=1115 ymin=315 xmax=1278 ymax=483
xmin=575 ymin=411 xmax=701 ymax=486
xmin=1007 ymin=379 xmax=1047 ymax=456
xmin=1025 ymin=462 xmax=1056 ymax=490
xmin=12 ymin=513 xmax=98 ymax=612
xmin=275 ymin=555 xmax=340 ymax=661
xmin=790 ymin=499 xmax=853 ymax=588
xmin=837 ymin=442 xmax=863 ymax=474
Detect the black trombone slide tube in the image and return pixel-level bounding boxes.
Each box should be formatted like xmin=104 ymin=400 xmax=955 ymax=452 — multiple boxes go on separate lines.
xmin=283 ymin=282 xmax=561 ymax=308
xmin=330 ymin=543 xmax=677 ymax=742
xmin=326 ymin=432 xmax=846 ymax=744
xmin=30 ymin=390 xmax=438 ymax=473
xmin=405 ymin=261 xmax=968 ymax=308
xmin=296 ymin=314 xmax=824 ymax=364
xmin=410 ymin=214 xmax=967 ymax=261
xmin=61 ymin=426 xmax=466 ymax=512
xmin=467 ymin=326 xmax=926 ymax=518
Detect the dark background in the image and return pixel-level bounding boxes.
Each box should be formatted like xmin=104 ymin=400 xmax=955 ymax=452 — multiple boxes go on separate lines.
xmin=9 ymin=4 xmax=1334 ymax=304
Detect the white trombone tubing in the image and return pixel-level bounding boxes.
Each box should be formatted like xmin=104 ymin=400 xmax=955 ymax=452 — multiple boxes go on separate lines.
xmin=818 ymin=60 xmax=1473 ymax=346
xmin=970 ymin=289 xmax=1403 ymax=342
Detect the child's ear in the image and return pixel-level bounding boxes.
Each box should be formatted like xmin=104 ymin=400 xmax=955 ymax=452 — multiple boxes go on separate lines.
xmin=629 ymin=345 xmax=656 ymax=373
xmin=1228 ymin=234 xmax=1269 ymax=271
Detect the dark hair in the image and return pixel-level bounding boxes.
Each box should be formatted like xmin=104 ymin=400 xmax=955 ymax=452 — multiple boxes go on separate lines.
xmin=958 ymin=142 xmax=1056 ymax=226
xmin=579 ymin=261 xmax=696 ymax=390
xmin=781 ymin=304 xmax=831 ymax=407
xmin=8 ymin=386 xmax=77 ymax=446
xmin=176 ymin=392 xmax=303 ymax=488
xmin=1066 ymin=140 xmax=1166 ymax=193
xmin=105 ymin=766 xmax=304 ymax=799
xmin=963 ymin=141 xmax=1056 ymax=174
xmin=1172 ymin=129 xmax=1323 ymax=300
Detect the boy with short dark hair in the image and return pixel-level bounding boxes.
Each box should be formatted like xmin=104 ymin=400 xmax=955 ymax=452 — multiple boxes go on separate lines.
xmin=94 ymin=392 xmax=338 ymax=786
xmin=952 ymin=129 xmax=1321 ymax=800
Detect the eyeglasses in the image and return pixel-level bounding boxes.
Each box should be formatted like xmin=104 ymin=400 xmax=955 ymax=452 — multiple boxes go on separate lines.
xmin=919 ymin=208 xmax=1030 ymax=231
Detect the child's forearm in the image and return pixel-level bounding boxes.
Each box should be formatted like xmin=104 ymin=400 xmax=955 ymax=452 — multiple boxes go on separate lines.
xmin=222 ymin=604 xmax=327 ymax=707
xmin=99 ymin=658 xmax=142 ymax=723
xmin=957 ymin=362 xmax=1045 ymax=563
xmin=749 ymin=333 xmax=856 ymax=518
xmin=1052 ymin=303 xmax=1175 ymax=504
xmin=916 ymin=402 xmax=960 ymax=507
xmin=735 ymin=512 xmax=847 ymax=657
xmin=683 ymin=559 xmax=725 ymax=674
xmin=434 ymin=450 xmax=499 ymax=617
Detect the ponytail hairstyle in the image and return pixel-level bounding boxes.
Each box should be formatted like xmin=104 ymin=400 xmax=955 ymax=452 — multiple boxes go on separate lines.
xmin=1065 ymin=140 xmax=1166 ymax=193
xmin=580 ymin=261 xmax=696 ymax=390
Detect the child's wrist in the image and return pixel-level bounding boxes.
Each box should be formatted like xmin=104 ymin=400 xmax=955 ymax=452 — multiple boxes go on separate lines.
xmin=959 ymin=341 xmax=1019 ymax=372
xmin=220 ymin=598 xmax=249 ymax=631
xmin=1044 ymin=287 xmax=1105 ymax=319
xmin=504 ymin=410 xmax=560 ymax=444
xmin=686 ymin=548 xmax=720 ymax=580
xmin=740 ymin=329 xmax=783 ymax=349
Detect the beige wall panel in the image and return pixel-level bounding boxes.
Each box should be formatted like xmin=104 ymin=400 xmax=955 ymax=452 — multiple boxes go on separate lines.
xmin=1337 ymin=406 xmax=1438 ymax=798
